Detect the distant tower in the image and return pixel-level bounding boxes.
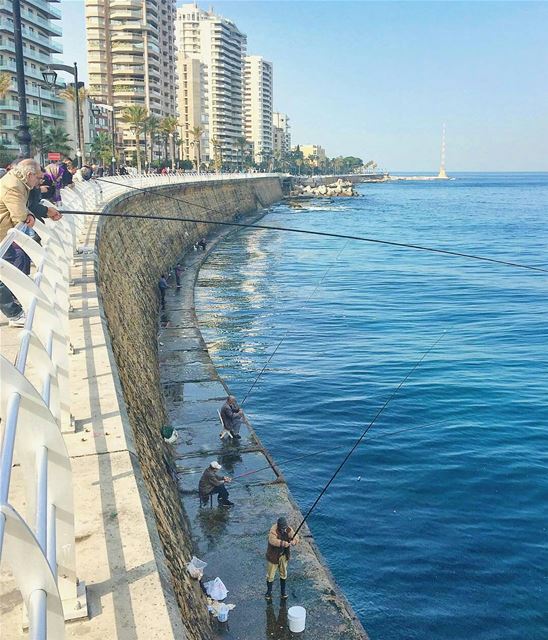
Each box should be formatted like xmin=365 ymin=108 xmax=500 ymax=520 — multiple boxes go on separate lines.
xmin=438 ymin=124 xmax=448 ymax=179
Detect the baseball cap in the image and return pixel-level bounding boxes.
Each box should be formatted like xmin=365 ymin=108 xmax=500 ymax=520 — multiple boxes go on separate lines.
xmin=210 ymin=461 xmax=222 ymax=470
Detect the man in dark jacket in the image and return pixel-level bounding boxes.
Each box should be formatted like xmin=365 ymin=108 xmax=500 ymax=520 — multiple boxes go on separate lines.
xmin=220 ymin=395 xmax=244 ymax=439
xmin=265 ymin=516 xmax=299 ymax=600
xmin=198 ymin=461 xmax=233 ymax=507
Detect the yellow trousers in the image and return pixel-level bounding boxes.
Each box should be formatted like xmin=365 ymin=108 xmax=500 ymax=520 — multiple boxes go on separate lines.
xmin=266 ymin=554 xmax=288 ymax=581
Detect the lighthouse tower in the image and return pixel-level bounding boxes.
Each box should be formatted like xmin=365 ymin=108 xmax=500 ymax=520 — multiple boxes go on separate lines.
xmin=438 ymin=124 xmax=448 ymax=179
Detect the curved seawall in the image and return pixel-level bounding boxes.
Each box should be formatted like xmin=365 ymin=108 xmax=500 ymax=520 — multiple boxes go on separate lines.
xmin=94 ymin=176 xmax=367 ymax=638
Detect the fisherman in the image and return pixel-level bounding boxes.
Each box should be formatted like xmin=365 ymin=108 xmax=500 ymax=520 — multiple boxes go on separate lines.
xmin=158 ymin=274 xmax=169 ymax=309
xmin=175 ymin=263 xmax=183 ymax=288
xmin=220 ymin=395 xmax=244 ymax=440
xmin=265 ymin=516 xmax=299 ymax=601
xmin=198 ymin=461 xmax=234 ymax=507
xmin=197 ymin=237 xmax=207 ymax=251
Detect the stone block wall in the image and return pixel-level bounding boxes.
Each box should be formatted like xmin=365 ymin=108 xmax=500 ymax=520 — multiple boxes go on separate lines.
xmin=95 ymin=178 xmax=282 ymax=639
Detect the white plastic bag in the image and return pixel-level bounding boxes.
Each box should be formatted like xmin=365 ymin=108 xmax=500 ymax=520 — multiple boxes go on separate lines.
xmin=186 ymin=556 xmax=207 ymax=580
xmin=204 ymin=577 xmax=228 ymax=601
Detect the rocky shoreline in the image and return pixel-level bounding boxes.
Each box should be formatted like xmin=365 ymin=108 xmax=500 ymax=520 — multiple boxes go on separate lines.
xmin=290 ymin=178 xmax=359 ymax=198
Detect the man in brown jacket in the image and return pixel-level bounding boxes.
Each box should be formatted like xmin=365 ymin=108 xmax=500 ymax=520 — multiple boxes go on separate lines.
xmin=0 ymin=160 xmax=42 ymax=324
xmin=198 ymin=461 xmax=233 ymax=507
xmin=265 ymin=516 xmax=299 ymax=601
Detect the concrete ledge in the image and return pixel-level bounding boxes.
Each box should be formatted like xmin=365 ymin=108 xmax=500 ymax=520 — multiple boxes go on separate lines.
xmin=159 ymin=217 xmax=369 ymax=639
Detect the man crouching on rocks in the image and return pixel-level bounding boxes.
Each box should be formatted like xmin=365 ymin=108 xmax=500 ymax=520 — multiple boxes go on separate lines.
xmin=265 ymin=516 xmax=299 ymax=601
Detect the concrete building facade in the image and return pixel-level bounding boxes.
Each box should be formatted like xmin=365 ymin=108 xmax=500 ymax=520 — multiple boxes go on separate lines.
xmin=85 ymin=0 xmax=178 ymax=160
xmin=0 ymin=0 xmax=64 ymax=157
xmin=176 ymin=3 xmax=246 ymax=168
xmin=244 ymin=55 xmax=273 ymax=164
xmin=297 ymin=143 xmax=327 ymax=164
xmin=272 ymin=111 xmax=291 ymax=158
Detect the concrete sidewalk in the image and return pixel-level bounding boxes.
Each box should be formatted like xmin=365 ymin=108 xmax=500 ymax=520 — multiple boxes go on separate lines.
xmin=159 ymin=221 xmax=368 ymax=639
xmin=1 ymin=218 xmax=185 ymax=639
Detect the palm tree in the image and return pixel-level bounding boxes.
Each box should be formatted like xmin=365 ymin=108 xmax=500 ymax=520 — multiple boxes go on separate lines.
xmin=44 ymin=125 xmax=72 ymax=157
xmin=59 ymin=84 xmax=87 ymax=163
xmin=234 ymin=136 xmax=248 ymax=172
xmin=0 ymin=72 xmax=11 ymax=99
xmin=28 ymin=116 xmax=46 ymax=160
xmin=210 ymin=137 xmax=222 ymax=172
xmin=90 ymin=132 xmax=112 ymax=167
xmin=121 ymin=105 xmax=148 ymax=172
xmin=190 ymin=125 xmax=203 ymax=173
xmin=159 ymin=116 xmax=179 ymax=168
xmin=146 ymin=115 xmax=160 ymax=165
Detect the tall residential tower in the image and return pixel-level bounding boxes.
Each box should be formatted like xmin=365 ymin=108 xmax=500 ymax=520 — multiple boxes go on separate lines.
xmin=0 ymin=0 xmax=64 ymax=156
xmin=85 ymin=0 xmax=177 ymax=161
xmin=176 ymin=3 xmax=246 ymax=168
xmin=244 ymin=55 xmax=273 ymax=164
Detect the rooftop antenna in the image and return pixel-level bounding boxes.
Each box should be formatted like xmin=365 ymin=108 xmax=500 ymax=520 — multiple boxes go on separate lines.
xmin=438 ymin=123 xmax=448 ymax=179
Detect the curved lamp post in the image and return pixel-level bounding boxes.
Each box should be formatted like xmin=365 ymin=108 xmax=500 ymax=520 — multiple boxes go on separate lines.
xmin=42 ymin=63 xmax=83 ymax=167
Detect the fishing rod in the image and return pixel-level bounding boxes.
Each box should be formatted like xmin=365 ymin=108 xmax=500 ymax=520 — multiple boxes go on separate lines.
xmin=292 ymin=330 xmax=447 ymax=537
xmin=240 ymin=239 xmax=349 ymax=407
xmin=60 ymin=179 xmax=547 ymax=274
xmin=227 ymin=418 xmax=454 ymax=484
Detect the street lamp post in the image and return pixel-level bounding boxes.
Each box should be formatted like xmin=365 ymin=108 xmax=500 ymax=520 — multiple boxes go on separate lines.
xmin=12 ymin=0 xmax=31 ymax=158
xmin=42 ymin=63 xmax=83 ymax=167
xmin=37 ymin=85 xmax=45 ymax=166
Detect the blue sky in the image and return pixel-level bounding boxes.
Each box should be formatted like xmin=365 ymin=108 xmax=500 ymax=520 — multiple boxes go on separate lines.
xmin=59 ymin=1 xmax=548 ymax=171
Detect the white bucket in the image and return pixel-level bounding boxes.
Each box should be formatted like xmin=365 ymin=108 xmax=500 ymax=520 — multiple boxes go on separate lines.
xmin=287 ymin=606 xmax=306 ymax=633
xmin=217 ymin=604 xmax=229 ymax=623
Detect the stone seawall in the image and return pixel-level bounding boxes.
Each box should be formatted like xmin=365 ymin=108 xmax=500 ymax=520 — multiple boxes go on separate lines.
xmin=95 ymin=178 xmax=283 ymax=639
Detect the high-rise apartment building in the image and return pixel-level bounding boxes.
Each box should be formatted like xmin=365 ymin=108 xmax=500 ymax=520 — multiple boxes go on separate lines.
xmin=272 ymin=112 xmax=291 ymax=158
xmin=244 ymin=56 xmax=272 ymax=164
xmin=0 ymin=0 xmax=64 ymax=155
xmin=176 ymin=3 xmax=246 ymax=168
xmin=85 ymin=0 xmax=177 ymax=161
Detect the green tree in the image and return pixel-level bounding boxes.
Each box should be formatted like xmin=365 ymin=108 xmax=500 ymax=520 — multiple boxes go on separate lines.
xmin=59 ymin=84 xmax=88 ymax=163
xmin=0 ymin=144 xmax=16 ymax=167
xmin=210 ymin=137 xmax=222 ymax=172
xmin=190 ymin=126 xmax=203 ymax=173
xmin=121 ymin=105 xmax=148 ymax=172
xmin=159 ymin=116 xmax=179 ymax=168
xmin=28 ymin=116 xmax=46 ymax=161
xmin=146 ymin=115 xmax=160 ymax=164
xmin=234 ymin=136 xmax=248 ymax=172
xmin=0 ymin=72 xmax=11 ymax=99
xmin=44 ymin=125 xmax=72 ymax=157
xmin=90 ymin=132 xmax=112 ymax=166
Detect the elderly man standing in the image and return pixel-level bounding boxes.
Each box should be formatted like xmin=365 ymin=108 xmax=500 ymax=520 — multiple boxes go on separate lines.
xmin=265 ymin=516 xmax=299 ymax=601
xmin=0 ymin=160 xmax=43 ymax=325
xmin=220 ymin=395 xmax=244 ymax=440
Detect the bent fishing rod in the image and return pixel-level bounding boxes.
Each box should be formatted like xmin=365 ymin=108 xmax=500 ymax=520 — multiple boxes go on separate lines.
xmin=59 ymin=179 xmax=547 ymax=274
xmin=292 ymin=330 xmax=447 ymax=536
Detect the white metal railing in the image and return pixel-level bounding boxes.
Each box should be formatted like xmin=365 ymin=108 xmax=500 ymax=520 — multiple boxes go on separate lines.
xmin=0 ymin=171 xmax=279 ymax=636
xmin=0 ymin=209 xmax=86 ymax=639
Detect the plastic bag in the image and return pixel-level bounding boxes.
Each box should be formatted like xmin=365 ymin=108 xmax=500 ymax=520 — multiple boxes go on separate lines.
xmin=204 ymin=577 xmax=228 ymax=600
xmin=186 ymin=556 xmax=207 ymax=580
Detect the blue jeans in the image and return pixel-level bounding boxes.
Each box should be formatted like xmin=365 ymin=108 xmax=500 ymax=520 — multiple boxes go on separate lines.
xmin=0 ymin=246 xmax=23 ymax=319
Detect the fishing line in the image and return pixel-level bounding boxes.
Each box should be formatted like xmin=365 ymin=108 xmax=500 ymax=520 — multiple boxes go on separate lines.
xmin=240 ymin=239 xmax=350 ymax=406
xmin=226 ymin=417 xmax=455 ymax=484
xmin=292 ymin=330 xmax=447 ymax=536
xmin=60 ymin=178 xmax=547 ymax=273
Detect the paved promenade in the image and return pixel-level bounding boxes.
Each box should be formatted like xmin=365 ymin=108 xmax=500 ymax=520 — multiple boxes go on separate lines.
xmin=0 ymin=218 xmax=184 ymax=639
xmin=159 ymin=217 xmax=368 ymax=639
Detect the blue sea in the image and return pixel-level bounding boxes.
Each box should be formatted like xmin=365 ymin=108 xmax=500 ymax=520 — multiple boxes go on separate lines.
xmin=195 ymin=173 xmax=548 ymax=640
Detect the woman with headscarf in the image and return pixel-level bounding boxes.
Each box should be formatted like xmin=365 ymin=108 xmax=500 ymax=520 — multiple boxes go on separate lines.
xmin=42 ymin=163 xmax=67 ymax=203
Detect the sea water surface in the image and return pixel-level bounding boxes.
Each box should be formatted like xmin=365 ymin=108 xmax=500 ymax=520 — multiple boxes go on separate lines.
xmin=195 ymin=173 xmax=548 ymax=640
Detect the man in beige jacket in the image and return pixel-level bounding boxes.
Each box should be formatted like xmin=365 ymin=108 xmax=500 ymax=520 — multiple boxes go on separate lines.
xmin=0 ymin=160 xmax=42 ymax=325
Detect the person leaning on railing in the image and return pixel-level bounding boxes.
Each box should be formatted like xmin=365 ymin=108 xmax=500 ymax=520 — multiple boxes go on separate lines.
xmin=0 ymin=160 xmax=59 ymax=326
